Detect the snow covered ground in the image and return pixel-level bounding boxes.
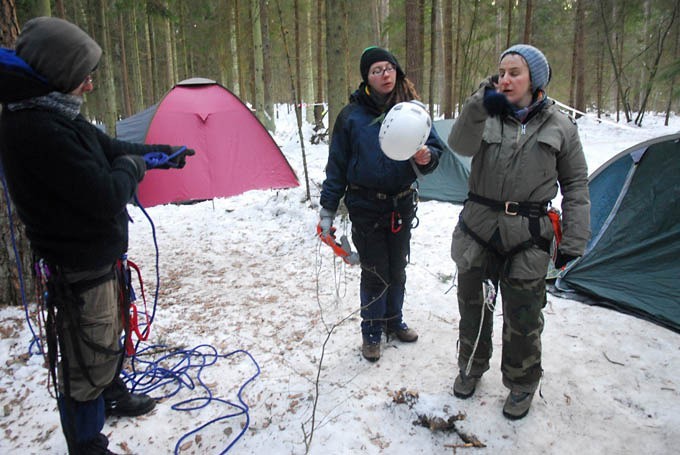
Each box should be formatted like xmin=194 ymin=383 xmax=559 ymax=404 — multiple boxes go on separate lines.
xmin=1 ymin=108 xmax=679 ymax=454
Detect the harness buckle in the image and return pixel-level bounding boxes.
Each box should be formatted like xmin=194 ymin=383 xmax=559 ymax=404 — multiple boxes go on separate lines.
xmin=504 ymin=201 xmax=519 ymax=216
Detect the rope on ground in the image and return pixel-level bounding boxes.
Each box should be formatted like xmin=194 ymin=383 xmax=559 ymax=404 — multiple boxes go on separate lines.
xmin=3 ymin=178 xmax=261 ymax=453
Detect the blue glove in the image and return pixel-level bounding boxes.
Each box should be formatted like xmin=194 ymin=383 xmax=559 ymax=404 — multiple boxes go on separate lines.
xmin=483 ymin=87 xmax=513 ymax=117
xmin=319 ymin=207 xmax=335 ymax=236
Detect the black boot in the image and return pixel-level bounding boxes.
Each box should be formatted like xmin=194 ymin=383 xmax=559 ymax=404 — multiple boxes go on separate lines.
xmin=78 ymin=433 xmax=119 ymax=454
xmin=103 ymin=377 xmax=155 ymax=418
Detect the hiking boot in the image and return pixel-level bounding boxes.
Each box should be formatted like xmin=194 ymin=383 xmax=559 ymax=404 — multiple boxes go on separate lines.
xmin=387 ymin=323 xmax=419 ymax=342
xmin=105 ymin=392 xmax=156 ymax=418
xmin=78 ymin=433 xmax=119 ymax=454
xmin=453 ymin=372 xmax=479 ymax=399
xmin=502 ymin=391 xmax=535 ymax=420
xmin=362 ymin=341 xmax=381 ymax=362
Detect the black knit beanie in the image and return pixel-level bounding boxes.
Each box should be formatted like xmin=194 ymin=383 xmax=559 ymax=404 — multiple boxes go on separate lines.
xmin=16 ymin=17 xmax=102 ymax=93
xmin=360 ymin=46 xmax=405 ymax=84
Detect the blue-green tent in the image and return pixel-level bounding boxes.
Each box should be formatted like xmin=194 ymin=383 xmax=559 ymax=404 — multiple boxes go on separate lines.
xmin=417 ymin=119 xmax=471 ymax=203
xmin=556 ymin=133 xmax=680 ymax=333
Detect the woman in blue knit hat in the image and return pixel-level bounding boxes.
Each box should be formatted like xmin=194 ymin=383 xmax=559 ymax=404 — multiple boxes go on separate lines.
xmin=447 ymin=44 xmax=591 ymax=419
xmin=319 ymin=47 xmax=443 ymax=362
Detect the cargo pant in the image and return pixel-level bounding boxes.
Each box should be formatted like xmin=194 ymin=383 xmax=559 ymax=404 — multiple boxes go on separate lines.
xmin=55 ymin=265 xmax=124 ymax=449
xmin=349 ymin=194 xmax=415 ymax=343
xmin=457 ymin=266 xmax=546 ymax=393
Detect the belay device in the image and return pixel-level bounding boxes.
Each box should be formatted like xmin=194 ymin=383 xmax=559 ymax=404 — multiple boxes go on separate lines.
xmin=316 ymin=224 xmax=360 ymax=265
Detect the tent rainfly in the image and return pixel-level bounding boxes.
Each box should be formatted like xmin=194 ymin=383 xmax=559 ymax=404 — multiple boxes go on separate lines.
xmin=555 ymin=133 xmax=680 ymax=333
xmin=416 ymin=118 xmax=471 ymax=204
xmin=116 ymin=78 xmax=298 ymax=207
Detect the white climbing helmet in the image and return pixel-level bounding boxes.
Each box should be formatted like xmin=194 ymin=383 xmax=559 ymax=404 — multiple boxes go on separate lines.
xmin=379 ymin=100 xmax=432 ymax=161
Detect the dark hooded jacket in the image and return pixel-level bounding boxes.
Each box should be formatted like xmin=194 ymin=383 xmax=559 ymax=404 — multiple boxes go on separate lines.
xmin=0 ymin=17 xmax=173 ymax=270
xmin=320 ymin=85 xmax=443 ymax=212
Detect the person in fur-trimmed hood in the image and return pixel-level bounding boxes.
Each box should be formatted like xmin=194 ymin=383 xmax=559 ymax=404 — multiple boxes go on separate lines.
xmin=447 ymin=44 xmax=590 ymax=420
xmin=0 ymin=17 xmax=194 ymax=454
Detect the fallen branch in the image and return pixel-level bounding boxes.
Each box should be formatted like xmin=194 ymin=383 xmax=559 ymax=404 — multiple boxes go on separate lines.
xmin=603 ymin=352 xmax=626 ymax=366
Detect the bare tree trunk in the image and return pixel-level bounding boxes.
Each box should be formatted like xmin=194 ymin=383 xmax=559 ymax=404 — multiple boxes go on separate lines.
xmin=0 ymin=0 xmax=20 ymax=47
xmin=428 ymin=0 xmax=439 ymax=117
xmin=600 ymin=0 xmax=631 ymax=122
xmin=596 ymin=27 xmax=604 ymax=118
xmin=34 ymin=0 xmax=51 ymax=17
xmin=313 ymin=0 xmax=325 ymax=133
xmin=570 ymin=0 xmax=586 ymax=117
xmin=252 ymin=0 xmax=267 ymax=128
xmin=506 ymin=0 xmax=513 ymax=48
xmin=234 ymin=0 xmax=244 ymax=98
xmin=495 ymin=3 xmax=503 ymax=56
xmin=221 ymin=0 xmax=238 ymax=93
xmin=443 ymin=0 xmax=453 ymax=118
xmin=95 ymin=0 xmax=117 ymax=131
xmin=523 ymin=0 xmax=533 ymax=43
xmin=55 ymin=0 xmax=66 ymax=18
xmin=261 ymin=0 xmax=275 ymax=131
xmin=637 ymin=0 xmax=651 ymax=112
xmin=118 ymin=12 xmax=133 ymax=119
xmin=634 ymin=4 xmax=678 ymax=126
xmin=665 ymin=16 xmax=680 ymax=126
xmin=574 ymin=1 xmax=586 ymax=116
xmin=379 ymin=0 xmax=390 ymax=47
xmin=163 ymin=14 xmax=175 ymax=89
xmin=178 ymin=0 xmax=189 ymax=82
xmin=145 ymin=6 xmax=158 ymax=103
xmin=128 ymin=3 xmax=145 ymax=114
xmin=405 ymin=0 xmax=424 ymax=91
xmin=453 ymin=0 xmax=462 ymax=116
xmin=302 ymin=0 xmax=315 ymax=125
xmin=325 ymin=0 xmax=348 ymax=139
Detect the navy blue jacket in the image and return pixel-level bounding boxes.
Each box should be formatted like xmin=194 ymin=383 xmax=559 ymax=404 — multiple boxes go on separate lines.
xmin=320 ymin=90 xmax=443 ymax=212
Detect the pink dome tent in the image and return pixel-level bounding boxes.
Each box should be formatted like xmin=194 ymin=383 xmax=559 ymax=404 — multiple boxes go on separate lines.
xmin=116 ymin=78 xmax=298 ymax=207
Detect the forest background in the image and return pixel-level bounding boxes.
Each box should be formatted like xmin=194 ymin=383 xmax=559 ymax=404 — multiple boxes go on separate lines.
xmin=1 ymin=0 xmax=680 ymax=306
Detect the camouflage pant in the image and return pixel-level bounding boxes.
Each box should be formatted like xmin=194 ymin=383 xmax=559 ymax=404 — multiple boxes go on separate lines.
xmin=457 ymin=267 xmax=546 ymax=393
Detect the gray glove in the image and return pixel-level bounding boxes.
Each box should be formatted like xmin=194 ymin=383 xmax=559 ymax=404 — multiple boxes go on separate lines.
xmin=115 ymin=154 xmax=147 ymax=182
xmin=319 ymin=207 xmax=335 ymax=235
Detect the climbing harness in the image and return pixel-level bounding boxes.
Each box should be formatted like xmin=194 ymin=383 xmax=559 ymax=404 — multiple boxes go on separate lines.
xmin=460 ymin=192 xmax=552 ymax=262
xmin=347 ymin=184 xmax=420 ymax=235
xmin=316 ymin=224 xmax=360 ymax=265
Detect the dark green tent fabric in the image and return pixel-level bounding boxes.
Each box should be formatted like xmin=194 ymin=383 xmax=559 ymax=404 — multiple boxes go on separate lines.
xmin=558 ymin=134 xmax=680 ymax=333
xmin=417 ymin=119 xmax=471 ymax=203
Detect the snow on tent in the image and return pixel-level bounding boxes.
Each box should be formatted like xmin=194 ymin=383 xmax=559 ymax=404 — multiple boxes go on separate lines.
xmin=416 ymin=118 xmax=471 ymax=203
xmin=555 ymin=133 xmax=680 ymax=333
xmin=116 ymin=77 xmax=298 ymax=207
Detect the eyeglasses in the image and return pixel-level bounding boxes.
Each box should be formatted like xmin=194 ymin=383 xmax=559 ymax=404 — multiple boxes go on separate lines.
xmin=370 ymin=65 xmax=396 ymax=77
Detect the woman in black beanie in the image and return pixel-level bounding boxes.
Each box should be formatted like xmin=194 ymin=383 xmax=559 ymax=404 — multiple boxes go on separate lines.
xmin=319 ymin=47 xmax=443 ymax=362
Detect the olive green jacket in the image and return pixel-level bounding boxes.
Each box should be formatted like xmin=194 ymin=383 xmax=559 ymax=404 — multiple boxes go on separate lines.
xmin=448 ymin=81 xmax=590 ymax=279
